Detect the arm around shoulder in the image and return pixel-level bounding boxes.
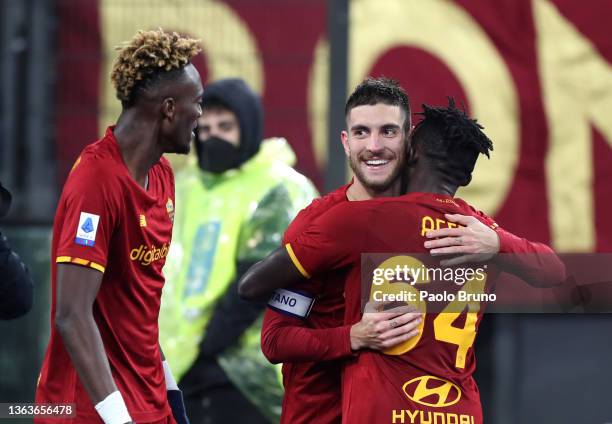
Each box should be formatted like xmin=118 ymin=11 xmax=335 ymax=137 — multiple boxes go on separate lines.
xmin=238 ymin=246 xmax=306 ymax=300
xmin=495 ymin=227 xmax=566 ymax=286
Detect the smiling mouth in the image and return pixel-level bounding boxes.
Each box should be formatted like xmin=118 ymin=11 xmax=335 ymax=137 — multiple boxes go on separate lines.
xmin=364 ymin=159 xmax=391 ymax=167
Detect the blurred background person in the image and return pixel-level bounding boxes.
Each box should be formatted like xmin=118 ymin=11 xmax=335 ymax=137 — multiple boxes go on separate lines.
xmin=159 ymin=78 xmax=318 ymax=423
xmin=0 ymin=181 xmax=33 ymax=320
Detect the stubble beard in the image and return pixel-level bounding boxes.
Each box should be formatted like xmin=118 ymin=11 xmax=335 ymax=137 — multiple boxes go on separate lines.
xmin=349 ymin=151 xmax=405 ymax=193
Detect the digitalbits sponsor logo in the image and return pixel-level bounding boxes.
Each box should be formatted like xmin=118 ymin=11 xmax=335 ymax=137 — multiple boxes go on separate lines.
xmin=130 ymin=243 xmax=169 ymax=266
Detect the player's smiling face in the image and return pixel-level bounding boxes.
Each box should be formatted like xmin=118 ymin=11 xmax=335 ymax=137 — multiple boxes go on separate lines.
xmin=342 ymin=103 xmax=407 ymax=193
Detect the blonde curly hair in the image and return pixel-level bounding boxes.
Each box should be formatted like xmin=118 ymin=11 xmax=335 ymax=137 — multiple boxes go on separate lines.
xmin=111 ymin=28 xmax=201 ymax=106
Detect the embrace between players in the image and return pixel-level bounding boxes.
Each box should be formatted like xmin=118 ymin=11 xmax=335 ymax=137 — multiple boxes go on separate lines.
xmin=237 ymin=80 xmax=564 ymax=424
xmin=34 ymin=29 xmax=563 ymax=424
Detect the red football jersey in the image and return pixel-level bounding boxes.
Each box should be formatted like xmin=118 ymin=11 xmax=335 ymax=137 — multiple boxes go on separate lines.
xmin=35 ymin=127 xmax=175 ymax=423
xmin=261 ymin=184 xmax=352 ymax=424
xmin=286 ymin=192 xmax=503 ymax=424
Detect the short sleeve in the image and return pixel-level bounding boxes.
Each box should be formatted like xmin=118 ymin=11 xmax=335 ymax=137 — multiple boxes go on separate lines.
xmin=55 ymin=166 xmax=120 ymax=273
xmin=285 ymin=203 xmax=363 ymax=278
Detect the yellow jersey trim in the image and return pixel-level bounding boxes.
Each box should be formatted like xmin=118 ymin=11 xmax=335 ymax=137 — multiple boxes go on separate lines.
xmin=285 ymin=243 xmax=310 ymax=278
xmin=55 ymin=256 xmax=106 ymax=273
xmin=89 ymin=262 xmax=106 ymax=273
xmin=56 ymin=256 xmax=72 ymax=263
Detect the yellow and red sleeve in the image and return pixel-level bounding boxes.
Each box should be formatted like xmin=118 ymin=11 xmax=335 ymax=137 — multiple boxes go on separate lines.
xmin=285 ymin=243 xmax=311 ymax=278
xmin=56 ymin=256 xmax=105 ymax=273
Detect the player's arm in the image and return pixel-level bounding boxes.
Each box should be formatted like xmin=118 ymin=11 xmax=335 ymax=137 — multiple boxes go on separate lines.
xmin=423 ymin=213 xmax=500 ymax=264
xmin=424 ymin=213 xmax=565 ymax=286
xmin=261 ymin=309 xmax=352 ymax=363
xmin=487 ymin=226 xmax=565 ymax=286
xmin=238 ymin=246 xmax=303 ymax=300
xmin=55 ymin=264 xmax=133 ymax=424
xmin=238 ymin=215 xmax=350 ymax=363
xmin=54 ymin=163 xmax=133 ymax=423
xmin=239 ymin=202 xmax=357 ymax=300
xmin=243 ymin=204 xmax=422 ymax=361
xmin=261 ymin=304 xmax=421 ymax=363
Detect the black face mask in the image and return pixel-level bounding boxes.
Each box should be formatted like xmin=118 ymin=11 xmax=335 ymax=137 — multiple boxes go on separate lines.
xmin=196 ymin=136 xmax=242 ymax=174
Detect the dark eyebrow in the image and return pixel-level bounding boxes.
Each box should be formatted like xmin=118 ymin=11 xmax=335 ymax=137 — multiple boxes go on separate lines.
xmin=350 ymin=125 xmax=370 ymax=132
xmin=381 ymin=124 xmax=401 ymax=130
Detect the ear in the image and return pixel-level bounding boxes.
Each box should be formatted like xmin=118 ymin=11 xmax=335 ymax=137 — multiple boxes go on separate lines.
xmin=162 ymin=97 xmax=176 ymax=120
xmin=341 ymin=130 xmax=350 ymax=158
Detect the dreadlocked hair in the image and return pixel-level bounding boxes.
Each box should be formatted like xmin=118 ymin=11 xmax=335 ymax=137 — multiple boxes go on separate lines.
xmin=111 ymin=28 xmax=201 ymax=107
xmin=345 ymin=77 xmax=411 ymax=130
xmin=411 ymin=98 xmax=493 ymax=187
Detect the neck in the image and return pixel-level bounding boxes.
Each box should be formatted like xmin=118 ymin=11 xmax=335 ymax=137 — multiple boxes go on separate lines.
xmin=406 ymin=168 xmax=457 ymax=196
xmin=114 ymin=110 xmax=163 ymax=188
xmin=346 ymin=177 xmax=401 ymax=201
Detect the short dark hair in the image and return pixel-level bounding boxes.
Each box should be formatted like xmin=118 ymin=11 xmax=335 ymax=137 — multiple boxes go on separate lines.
xmin=411 ymin=98 xmax=493 ymax=187
xmin=345 ymin=77 xmax=411 ymax=130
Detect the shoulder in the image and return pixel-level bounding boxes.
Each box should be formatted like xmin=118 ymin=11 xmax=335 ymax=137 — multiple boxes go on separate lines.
xmin=300 ymin=185 xmax=349 ymax=219
xmin=157 ymin=155 xmax=174 ymax=175
xmin=319 ymin=199 xmax=374 ymax=227
xmin=455 ymin=197 xmax=499 ymax=228
xmin=64 ymin=140 xmax=123 ymax=194
xmin=405 ymin=193 xmax=469 ymax=217
xmin=285 ymin=185 xmax=347 ymax=237
xmin=153 ymin=155 xmax=175 ymax=186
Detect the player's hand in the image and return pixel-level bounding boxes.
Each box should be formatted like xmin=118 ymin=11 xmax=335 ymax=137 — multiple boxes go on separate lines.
xmin=350 ymin=302 xmax=422 ymax=351
xmin=424 ymin=213 xmax=499 ymax=266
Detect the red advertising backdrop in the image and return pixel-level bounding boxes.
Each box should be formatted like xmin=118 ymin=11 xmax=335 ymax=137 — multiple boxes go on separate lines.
xmin=55 ymin=0 xmax=612 ymax=252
